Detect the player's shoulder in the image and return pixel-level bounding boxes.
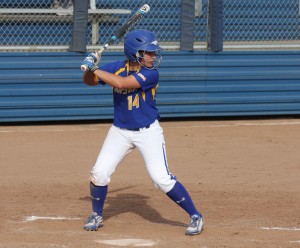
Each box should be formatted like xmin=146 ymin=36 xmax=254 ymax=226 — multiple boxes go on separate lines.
xmin=113 ymin=60 xmax=127 ymax=67
xmin=140 ymin=67 xmax=159 ymax=75
xmin=138 ymin=68 xmax=159 ymax=81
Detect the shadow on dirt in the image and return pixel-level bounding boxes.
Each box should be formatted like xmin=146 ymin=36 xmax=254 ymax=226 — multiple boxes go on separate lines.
xmin=80 ymin=190 xmax=186 ymax=227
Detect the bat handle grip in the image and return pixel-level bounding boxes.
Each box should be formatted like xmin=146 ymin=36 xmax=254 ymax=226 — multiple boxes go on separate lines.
xmin=97 ymin=47 xmax=106 ymax=56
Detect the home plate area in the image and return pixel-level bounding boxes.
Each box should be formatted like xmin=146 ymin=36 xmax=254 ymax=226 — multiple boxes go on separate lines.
xmin=95 ymin=239 xmax=157 ymax=246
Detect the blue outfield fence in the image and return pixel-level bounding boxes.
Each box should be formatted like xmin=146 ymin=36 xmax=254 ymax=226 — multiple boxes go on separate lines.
xmin=0 ymin=51 xmax=300 ymax=123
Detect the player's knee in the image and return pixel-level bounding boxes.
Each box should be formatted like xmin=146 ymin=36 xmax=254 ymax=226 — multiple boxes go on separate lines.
xmin=90 ymin=170 xmax=110 ymax=186
xmin=152 ymin=176 xmax=176 ymax=193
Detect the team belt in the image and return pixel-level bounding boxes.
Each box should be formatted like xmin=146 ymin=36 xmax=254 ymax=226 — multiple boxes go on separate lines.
xmin=124 ymin=125 xmax=150 ymax=131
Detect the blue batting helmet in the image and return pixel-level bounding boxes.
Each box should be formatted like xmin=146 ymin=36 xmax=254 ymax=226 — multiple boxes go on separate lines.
xmin=124 ymin=29 xmax=162 ymax=62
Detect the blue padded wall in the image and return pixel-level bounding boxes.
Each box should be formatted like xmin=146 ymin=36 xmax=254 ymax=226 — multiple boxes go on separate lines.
xmin=0 ymin=51 xmax=300 ymax=122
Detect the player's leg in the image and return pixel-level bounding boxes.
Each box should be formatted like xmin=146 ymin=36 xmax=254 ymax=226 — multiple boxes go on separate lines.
xmin=166 ymin=181 xmax=204 ymax=235
xmin=133 ymin=121 xmax=176 ymax=192
xmin=134 ymin=120 xmax=204 ymax=235
xmin=84 ymin=125 xmax=134 ymax=231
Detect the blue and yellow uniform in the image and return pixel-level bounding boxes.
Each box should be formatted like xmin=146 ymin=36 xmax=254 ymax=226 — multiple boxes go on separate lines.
xmin=99 ymin=60 xmax=160 ymax=129
xmin=83 ymin=29 xmax=204 ymax=236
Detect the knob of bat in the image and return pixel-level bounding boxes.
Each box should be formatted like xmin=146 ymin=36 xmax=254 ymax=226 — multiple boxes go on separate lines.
xmin=81 ymin=64 xmax=88 ymax=71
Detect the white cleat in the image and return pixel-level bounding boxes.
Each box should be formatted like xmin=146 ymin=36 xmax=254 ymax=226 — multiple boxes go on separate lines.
xmin=185 ymin=215 xmax=204 ymax=236
xmin=83 ymin=212 xmax=103 ymax=231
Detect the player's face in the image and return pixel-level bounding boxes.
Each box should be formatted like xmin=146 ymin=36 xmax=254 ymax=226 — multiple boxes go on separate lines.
xmin=140 ymin=51 xmax=157 ymax=68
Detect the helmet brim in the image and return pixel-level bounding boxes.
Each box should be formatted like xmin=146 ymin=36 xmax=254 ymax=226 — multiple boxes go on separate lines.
xmin=138 ymin=44 xmax=162 ymax=52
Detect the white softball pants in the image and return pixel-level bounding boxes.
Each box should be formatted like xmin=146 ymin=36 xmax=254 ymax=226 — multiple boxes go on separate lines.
xmin=90 ymin=120 xmax=176 ymax=193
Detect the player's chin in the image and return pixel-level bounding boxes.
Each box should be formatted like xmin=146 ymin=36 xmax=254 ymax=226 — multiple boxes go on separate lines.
xmin=145 ymin=61 xmax=155 ymax=68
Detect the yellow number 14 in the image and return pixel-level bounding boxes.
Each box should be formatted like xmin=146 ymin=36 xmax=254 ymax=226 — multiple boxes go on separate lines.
xmin=127 ymin=94 xmax=140 ymax=110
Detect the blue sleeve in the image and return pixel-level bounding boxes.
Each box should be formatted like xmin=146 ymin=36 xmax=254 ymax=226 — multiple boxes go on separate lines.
xmin=96 ymin=63 xmax=114 ymax=85
xmin=97 ymin=61 xmax=126 ymax=84
xmin=99 ymin=63 xmax=113 ymax=73
xmin=132 ymin=69 xmax=159 ymax=91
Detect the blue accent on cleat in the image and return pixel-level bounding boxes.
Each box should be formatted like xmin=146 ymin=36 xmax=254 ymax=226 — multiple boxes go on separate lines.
xmin=185 ymin=215 xmax=205 ymax=236
xmin=83 ymin=212 xmax=103 ymax=231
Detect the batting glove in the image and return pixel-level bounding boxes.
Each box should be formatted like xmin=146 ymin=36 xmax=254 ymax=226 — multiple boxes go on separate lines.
xmin=86 ymin=52 xmax=101 ymax=64
xmin=82 ymin=59 xmax=99 ymax=72
xmin=83 ymin=52 xmax=100 ymax=72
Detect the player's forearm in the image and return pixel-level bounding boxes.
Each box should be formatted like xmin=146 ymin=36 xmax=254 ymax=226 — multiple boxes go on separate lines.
xmin=93 ymin=70 xmax=120 ymax=88
xmin=93 ymin=69 xmax=140 ymax=89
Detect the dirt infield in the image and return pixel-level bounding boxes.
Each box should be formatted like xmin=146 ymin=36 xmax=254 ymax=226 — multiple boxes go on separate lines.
xmin=1 ymin=118 xmax=299 ymax=248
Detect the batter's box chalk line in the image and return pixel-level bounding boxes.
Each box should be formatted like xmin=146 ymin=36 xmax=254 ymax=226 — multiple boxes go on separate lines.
xmin=260 ymin=226 xmax=300 ymax=231
xmin=289 ymin=240 xmax=300 ymax=243
xmin=23 ymin=216 xmax=81 ymax=222
xmin=95 ymin=239 xmax=158 ymax=247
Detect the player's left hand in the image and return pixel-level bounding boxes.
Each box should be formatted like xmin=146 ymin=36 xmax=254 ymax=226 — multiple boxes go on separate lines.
xmin=86 ymin=52 xmax=101 ymax=64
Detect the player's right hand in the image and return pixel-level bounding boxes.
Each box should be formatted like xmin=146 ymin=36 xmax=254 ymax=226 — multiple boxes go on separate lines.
xmin=85 ymin=52 xmax=101 ymax=64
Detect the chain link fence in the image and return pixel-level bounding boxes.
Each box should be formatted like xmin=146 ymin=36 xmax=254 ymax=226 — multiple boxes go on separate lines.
xmin=223 ymin=0 xmax=300 ymax=50
xmin=0 ymin=0 xmax=73 ymax=51
xmin=0 ymin=0 xmax=299 ymax=52
xmin=87 ymin=0 xmax=185 ymax=51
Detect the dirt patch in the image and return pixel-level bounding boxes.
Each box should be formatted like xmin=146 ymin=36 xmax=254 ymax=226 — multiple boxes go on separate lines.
xmin=1 ymin=118 xmax=299 ymax=248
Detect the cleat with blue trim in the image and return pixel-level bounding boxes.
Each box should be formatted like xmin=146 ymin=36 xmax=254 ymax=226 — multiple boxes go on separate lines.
xmin=185 ymin=215 xmax=204 ymax=236
xmin=83 ymin=212 xmax=103 ymax=231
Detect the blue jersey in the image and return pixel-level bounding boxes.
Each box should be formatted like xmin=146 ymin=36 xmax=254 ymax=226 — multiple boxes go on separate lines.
xmin=98 ymin=60 xmax=160 ymax=129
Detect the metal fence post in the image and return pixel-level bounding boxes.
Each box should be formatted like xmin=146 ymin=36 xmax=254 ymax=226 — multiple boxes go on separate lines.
xmin=68 ymin=0 xmax=89 ymax=53
xmin=207 ymin=0 xmax=223 ymax=51
xmin=180 ymin=0 xmax=195 ymax=51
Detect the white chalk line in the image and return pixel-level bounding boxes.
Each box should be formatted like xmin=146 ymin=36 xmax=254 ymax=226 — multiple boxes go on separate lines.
xmin=260 ymin=227 xmax=300 ymax=245
xmin=260 ymin=226 xmax=300 ymax=231
xmin=289 ymin=240 xmax=300 ymax=243
xmin=171 ymin=121 xmax=300 ymax=128
xmin=23 ymin=216 xmax=80 ymax=222
xmin=1 ymin=120 xmax=300 ymax=133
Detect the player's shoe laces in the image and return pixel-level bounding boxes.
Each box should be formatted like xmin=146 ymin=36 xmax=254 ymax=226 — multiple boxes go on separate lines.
xmin=185 ymin=214 xmax=204 ymax=236
xmin=83 ymin=212 xmax=103 ymax=231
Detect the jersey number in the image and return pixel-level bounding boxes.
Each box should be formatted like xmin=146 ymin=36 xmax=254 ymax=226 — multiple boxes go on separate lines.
xmin=127 ymin=94 xmax=139 ymax=110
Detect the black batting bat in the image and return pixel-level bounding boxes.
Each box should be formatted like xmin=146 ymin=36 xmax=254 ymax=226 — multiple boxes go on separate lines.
xmin=81 ymin=4 xmax=150 ymax=71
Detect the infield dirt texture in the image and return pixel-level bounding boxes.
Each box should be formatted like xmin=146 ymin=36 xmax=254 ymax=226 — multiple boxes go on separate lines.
xmin=1 ymin=118 xmax=299 ymax=248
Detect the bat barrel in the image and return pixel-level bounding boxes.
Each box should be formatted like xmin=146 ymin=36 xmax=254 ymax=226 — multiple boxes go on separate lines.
xmin=81 ymin=4 xmax=151 ymax=72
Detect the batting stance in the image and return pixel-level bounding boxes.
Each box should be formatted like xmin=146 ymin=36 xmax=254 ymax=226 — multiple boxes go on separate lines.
xmin=82 ymin=29 xmax=204 ymax=235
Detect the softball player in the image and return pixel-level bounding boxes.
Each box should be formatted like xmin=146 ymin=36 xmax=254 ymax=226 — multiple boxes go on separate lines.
xmin=82 ymin=29 xmax=204 ymax=235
